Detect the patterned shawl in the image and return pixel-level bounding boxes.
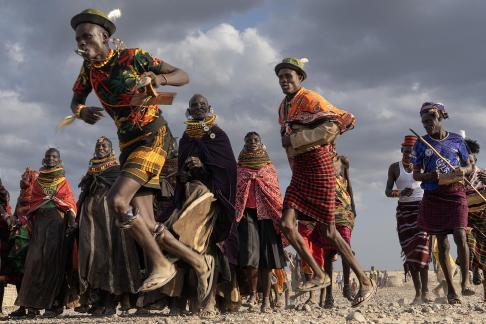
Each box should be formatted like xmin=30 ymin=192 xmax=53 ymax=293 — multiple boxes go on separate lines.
xmin=278 ymin=87 xmax=356 ymax=134
xmin=29 ymin=165 xmax=77 ymax=216
xmin=235 ymin=163 xmax=283 ymax=230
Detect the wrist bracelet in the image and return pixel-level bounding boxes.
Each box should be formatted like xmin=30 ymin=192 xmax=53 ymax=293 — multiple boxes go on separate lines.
xmin=74 ymin=104 xmax=86 ymax=119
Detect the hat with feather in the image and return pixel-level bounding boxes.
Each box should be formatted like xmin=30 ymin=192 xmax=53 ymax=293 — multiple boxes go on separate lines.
xmin=71 ymin=8 xmax=122 ymax=36
xmin=275 ymin=57 xmax=309 ymax=80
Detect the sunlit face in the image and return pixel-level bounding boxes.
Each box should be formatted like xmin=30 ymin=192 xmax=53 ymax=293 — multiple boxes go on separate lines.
xmin=95 ymin=139 xmax=112 ymax=159
xmin=75 ymin=23 xmax=109 ymax=60
xmin=244 ymin=134 xmax=261 ymax=152
xmin=278 ymin=68 xmax=302 ymax=95
xmin=421 ymin=111 xmax=443 ymax=136
xmin=188 ymin=95 xmax=210 ymax=121
xmin=43 ymin=150 xmax=60 ymax=168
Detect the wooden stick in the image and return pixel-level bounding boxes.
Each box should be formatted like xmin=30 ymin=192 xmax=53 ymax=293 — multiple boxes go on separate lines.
xmin=409 ymin=128 xmax=486 ymax=203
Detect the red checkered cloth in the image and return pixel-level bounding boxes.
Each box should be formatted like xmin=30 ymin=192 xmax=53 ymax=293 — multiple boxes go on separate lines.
xmin=418 ymin=183 xmax=468 ymax=235
xmin=284 ymin=146 xmax=336 ymax=224
xmin=310 ymin=224 xmax=351 ymax=253
xmin=298 ymin=222 xmax=325 ymax=273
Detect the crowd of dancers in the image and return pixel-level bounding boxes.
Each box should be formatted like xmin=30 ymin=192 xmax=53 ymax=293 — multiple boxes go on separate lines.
xmin=0 ymin=7 xmax=484 ymax=320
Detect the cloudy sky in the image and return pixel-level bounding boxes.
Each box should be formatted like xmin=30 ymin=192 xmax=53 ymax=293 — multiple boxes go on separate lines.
xmin=1 ymin=0 xmax=485 ymax=269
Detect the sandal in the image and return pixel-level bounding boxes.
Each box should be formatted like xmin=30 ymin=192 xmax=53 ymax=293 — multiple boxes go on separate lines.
xmin=138 ymin=264 xmax=177 ymax=293
xmin=462 ymin=287 xmax=475 ymax=296
xmin=297 ymin=275 xmax=331 ymax=292
xmin=447 ymin=293 xmax=461 ymax=305
xmin=352 ymin=279 xmax=377 ymax=308
xmin=343 ymin=284 xmax=353 ymax=301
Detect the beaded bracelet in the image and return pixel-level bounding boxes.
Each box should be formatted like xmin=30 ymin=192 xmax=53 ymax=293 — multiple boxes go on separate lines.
xmin=74 ymin=104 xmax=86 ymax=118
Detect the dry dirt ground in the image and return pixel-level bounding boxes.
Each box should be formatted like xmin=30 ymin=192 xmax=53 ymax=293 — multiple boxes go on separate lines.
xmin=3 ymin=271 xmax=486 ymax=323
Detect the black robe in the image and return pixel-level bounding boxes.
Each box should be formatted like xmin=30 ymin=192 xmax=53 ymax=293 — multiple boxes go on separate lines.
xmin=175 ymin=125 xmax=237 ymax=243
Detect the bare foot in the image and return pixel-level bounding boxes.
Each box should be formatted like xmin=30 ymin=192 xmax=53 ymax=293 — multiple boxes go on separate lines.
xmin=421 ymin=291 xmax=433 ymax=303
xmin=412 ymin=295 xmax=422 ymax=305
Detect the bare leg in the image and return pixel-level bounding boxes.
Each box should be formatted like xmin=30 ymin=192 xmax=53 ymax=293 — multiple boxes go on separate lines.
xmin=436 ymin=235 xmax=459 ymax=303
xmin=342 ymin=258 xmax=352 ymax=300
xmin=410 ymin=269 xmax=422 ymax=303
xmin=245 ymin=267 xmax=259 ymax=308
xmin=453 ymin=229 xmax=473 ymax=295
xmin=260 ymin=268 xmax=272 ymax=312
xmin=321 ymin=224 xmax=372 ymax=302
xmin=108 ymin=176 xmax=173 ymax=291
xmin=420 ymin=268 xmax=431 ymax=302
xmin=483 ymin=276 xmax=486 ymax=301
xmin=323 ymin=252 xmax=334 ymax=308
xmin=280 ymin=209 xmax=327 ymax=285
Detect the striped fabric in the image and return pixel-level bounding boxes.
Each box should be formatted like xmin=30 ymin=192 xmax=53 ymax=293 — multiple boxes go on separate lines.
xmin=396 ymin=201 xmax=430 ymax=270
xmin=467 ymin=210 xmax=486 ymax=271
xmin=121 ymin=127 xmax=167 ymax=188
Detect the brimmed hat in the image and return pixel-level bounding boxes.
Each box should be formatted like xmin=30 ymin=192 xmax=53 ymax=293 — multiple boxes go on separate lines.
xmin=71 ymin=8 xmax=118 ymax=36
xmin=275 ymin=57 xmax=308 ymax=80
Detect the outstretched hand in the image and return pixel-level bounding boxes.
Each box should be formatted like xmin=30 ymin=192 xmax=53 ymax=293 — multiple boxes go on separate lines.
xmin=80 ymin=107 xmax=104 ymax=124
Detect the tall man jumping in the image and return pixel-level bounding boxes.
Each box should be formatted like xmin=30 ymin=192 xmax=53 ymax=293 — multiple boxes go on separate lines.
xmin=275 ymin=57 xmax=375 ymax=307
xmin=69 ymin=8 xmax=190 ymax=293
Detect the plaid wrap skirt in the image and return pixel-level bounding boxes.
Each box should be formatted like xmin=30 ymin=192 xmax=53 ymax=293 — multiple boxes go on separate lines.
xmin=418 ymin=183 xmax=468 ymax=235
xmin=284 ymin=146 xmax=336 ymax=224
xmin=120 ymin=126 xmax=169 ymax=189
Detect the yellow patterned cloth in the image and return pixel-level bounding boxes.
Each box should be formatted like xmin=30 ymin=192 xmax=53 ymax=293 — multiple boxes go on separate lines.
xmin=121 ymin=126 xmax=167 ymax=188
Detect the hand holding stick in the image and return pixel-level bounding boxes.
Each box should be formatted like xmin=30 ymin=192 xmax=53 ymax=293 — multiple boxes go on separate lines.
xmin=409 ymin=128 xmax=486 ymax=203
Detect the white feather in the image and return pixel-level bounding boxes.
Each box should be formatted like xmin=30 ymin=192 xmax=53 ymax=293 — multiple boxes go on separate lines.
xmin=107 ymin=9 xmax=122 ymax=21
xmin=300 ymin=58 xmax=309 ymax=64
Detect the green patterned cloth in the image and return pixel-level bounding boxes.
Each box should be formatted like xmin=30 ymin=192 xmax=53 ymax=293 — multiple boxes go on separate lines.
xmin=73 ymin=48 xmax=166 ymax=142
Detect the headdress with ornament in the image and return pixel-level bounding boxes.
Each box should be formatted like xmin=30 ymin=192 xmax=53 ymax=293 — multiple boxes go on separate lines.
xmin=71 ymin=8 xmax=121 ymax=36
xmin=275 ymin=57 xmax=309 ymax=80
xmin=420 ymin=102 xmax=448 ymax=119
xmin=401 ymin=135 xmax=417 ymax=147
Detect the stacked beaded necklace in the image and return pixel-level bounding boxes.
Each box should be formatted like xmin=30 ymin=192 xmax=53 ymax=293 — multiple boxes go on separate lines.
xmin=238 ymin=147 xmax=271 ymax=169
xmin=87 ymin=153 xmax=119 ymax=175
xmin=184 ymin=114 xmax=217 ymax=139
xmin=37 ymin=165 xmax=65 ymax=195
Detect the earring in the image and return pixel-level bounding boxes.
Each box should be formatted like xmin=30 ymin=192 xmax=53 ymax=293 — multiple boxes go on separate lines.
xmin=185 ymin=110 xmax=193 ymax=120
xmin=207 ymin=107 xmax=215 ymax=116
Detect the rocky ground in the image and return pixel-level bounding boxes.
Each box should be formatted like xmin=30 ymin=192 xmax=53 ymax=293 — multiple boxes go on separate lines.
xmin=3 ymin=273 xmax=486 ymax=323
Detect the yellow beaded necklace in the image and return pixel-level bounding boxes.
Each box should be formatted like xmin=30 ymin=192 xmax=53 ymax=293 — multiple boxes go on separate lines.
xmin=184 ymin=115 xmax=217 ymax=139
xmin=91 ymin=49 xmax=115 ymax=69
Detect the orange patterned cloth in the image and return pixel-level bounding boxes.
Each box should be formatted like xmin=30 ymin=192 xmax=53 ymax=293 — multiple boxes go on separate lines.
xmin=28 ymin=179 xmax=77 ymax=217
xmin=278 ymin=87 xmax=356 ymax=134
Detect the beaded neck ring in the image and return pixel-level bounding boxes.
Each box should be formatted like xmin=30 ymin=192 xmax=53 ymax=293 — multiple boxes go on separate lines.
xmin=184 ymin=114 xmax=217 ymax=139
